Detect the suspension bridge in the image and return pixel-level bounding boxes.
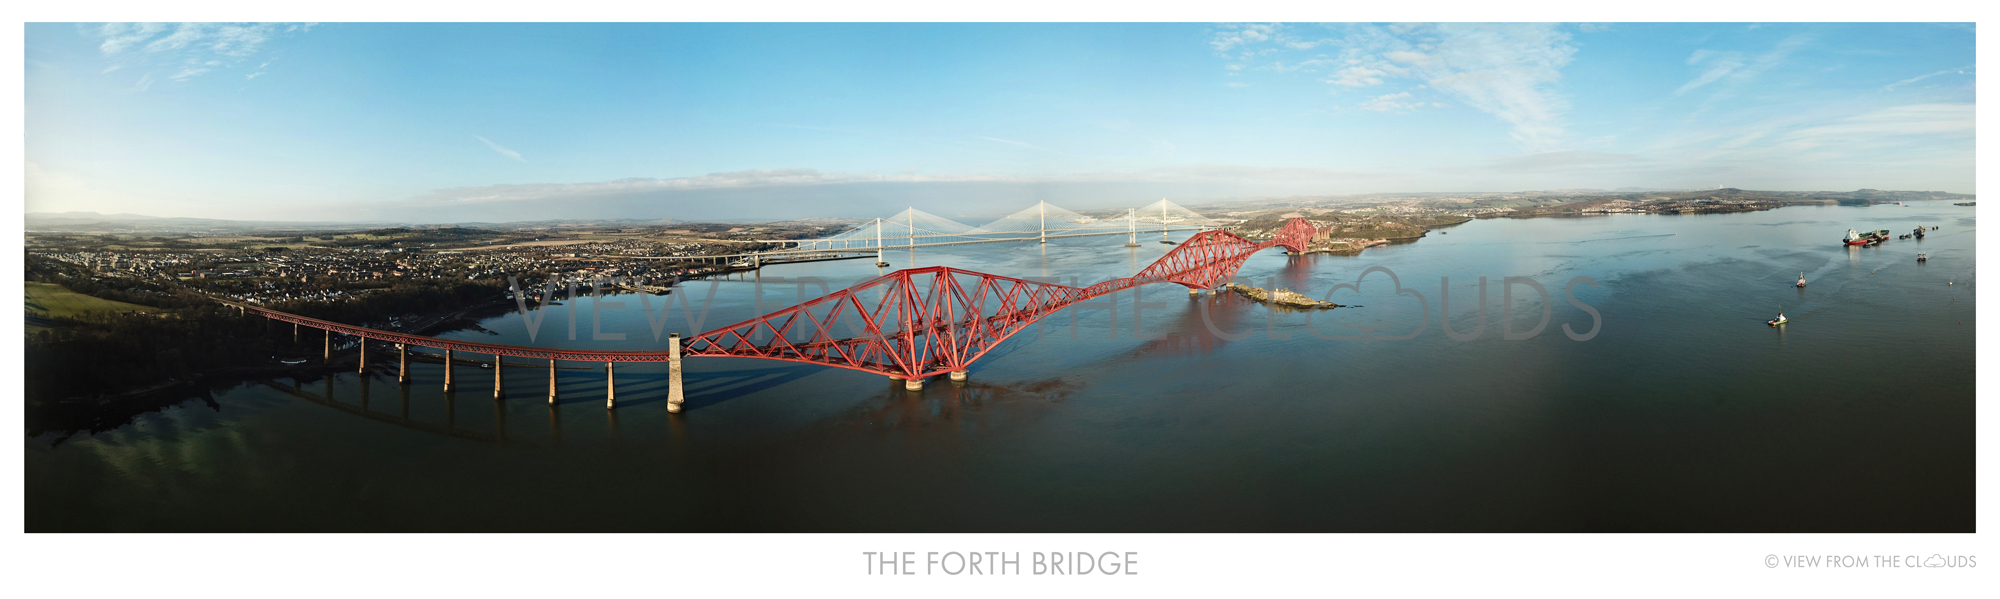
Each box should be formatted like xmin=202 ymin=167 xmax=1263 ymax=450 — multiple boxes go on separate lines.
xmin=236 ymin=213 xmax=1326 ymax=414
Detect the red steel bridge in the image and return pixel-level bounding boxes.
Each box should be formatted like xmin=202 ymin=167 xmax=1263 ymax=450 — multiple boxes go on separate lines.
xmin=240 ymin=218 xmax=1323 ymax=409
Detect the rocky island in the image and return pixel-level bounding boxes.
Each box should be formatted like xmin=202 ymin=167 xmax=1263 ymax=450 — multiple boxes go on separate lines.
xmin=1223 ymin=282 xmax=1342 ymax=309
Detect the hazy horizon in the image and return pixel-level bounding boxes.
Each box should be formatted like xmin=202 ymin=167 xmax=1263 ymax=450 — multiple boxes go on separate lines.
xmin=27 ymin=184 xmax=1977 ymax=228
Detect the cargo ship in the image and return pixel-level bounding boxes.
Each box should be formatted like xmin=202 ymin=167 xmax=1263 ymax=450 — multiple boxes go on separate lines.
xmin=1843 ymin=229 xmax=1888 ymax=246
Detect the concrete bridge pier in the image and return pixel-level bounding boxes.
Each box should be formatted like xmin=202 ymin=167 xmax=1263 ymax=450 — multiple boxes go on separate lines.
xmin=397 ymin=344 xmax=408 ymax=384
xmin=949 ymin=370 xmax=968 ymax=382
xmin=547 ymin=359 xmax=558 ymax=404
xmin=443 ymin=349 xmax=454 ymax=392
xmin=493 ymin=353 xmax=504 ymax=399
xmin=293 ymin=322 xmax=298 ymax=343
xmin=356 ymin=338 xmax=366 ymax=373
xmin=605 ymin=362 xmax=617 ymax=409
xmin=1189 ymin=288 xmax=1202 ymax=298
xmin=667 ymin=333 xmax=684 ymax=414
xmin=905 ymin=376 xmax=924 ymax=391
xmin=323 ymin=330 xmax=331 ymax=363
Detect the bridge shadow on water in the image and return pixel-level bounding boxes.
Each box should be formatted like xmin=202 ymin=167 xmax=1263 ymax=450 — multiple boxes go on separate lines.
xmin=264 ymin=359 xmax=1051 ymax=436
xmin=1091 ymin=291 xmax=1263 ymax=366
xmin=809 ymin=375 xmax=1084 ymax=436
xmin=542 ymin=362 xmax=825 ymax=410
xmin=969 ymin=283 xmax=1266 ymax=369
xmin=259 ymin=374 xmax=503 ymax=444
xmin=678 ymin=363 xmax=826 ymax=409
xmin=28 ymin=382 xmax=221 ymax=447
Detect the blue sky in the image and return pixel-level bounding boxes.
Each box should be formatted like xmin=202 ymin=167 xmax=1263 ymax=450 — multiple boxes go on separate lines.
xmin=24 ymin=22 xmax=1976 ymax=222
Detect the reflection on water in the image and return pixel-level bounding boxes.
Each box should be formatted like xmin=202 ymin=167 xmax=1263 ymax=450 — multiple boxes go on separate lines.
xmin=27 ymin=203 xmax=1976 ymax=532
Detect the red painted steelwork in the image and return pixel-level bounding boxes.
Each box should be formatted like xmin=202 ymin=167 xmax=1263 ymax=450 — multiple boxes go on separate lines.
xmin=245 ymin=306 xmax=685 ymax=362
xmin=682 ymin=218 xmax=1321 ymax=379
xmin=246 ymin=218 xmax=1326 ymax=379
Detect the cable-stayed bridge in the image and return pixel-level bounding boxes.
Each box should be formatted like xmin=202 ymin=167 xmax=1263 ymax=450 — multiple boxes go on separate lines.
xmin=631 ymin=199 xmax=1221 ymax=267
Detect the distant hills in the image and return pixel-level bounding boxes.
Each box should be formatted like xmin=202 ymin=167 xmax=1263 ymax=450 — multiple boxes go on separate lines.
xmin=24 ymin=211 xmax=374 ymax=232
xmin=1514 ymin=188 xmax=1973 ymax=200
xmin=24 ymin=211 xmax=688 ymax=234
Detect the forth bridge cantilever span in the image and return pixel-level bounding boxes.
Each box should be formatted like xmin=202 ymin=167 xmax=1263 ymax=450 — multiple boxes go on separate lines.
xmin=239 ymin=217 xmax=1325 ymax=412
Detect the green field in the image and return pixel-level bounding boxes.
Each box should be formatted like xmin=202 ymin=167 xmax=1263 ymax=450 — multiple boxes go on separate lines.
xmin=24 ymin=282 xmax=158 ymax=319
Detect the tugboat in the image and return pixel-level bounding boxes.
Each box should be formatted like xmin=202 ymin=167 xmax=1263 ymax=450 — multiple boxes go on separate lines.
xmin=1767 ymin=313 xmax=1788 ymax=327
xmin=1796 ymin=272 xmax=1807 ymax=288
xmin=1914 ymin=226 xmax=1926 ymax=239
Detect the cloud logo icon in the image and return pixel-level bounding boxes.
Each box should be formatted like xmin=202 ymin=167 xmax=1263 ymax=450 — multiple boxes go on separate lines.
xmin=1309 ymin=266 xmax=1429 ymax=341
xmin=1924 ymin=554 xmax=1946 ymax=567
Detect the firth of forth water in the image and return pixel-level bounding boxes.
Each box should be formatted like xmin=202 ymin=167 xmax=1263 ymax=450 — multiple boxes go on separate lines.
xmin=27 ymin=203 xmax=1975 ymax=532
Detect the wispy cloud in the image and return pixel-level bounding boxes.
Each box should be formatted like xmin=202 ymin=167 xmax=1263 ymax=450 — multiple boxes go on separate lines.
xmin=1211 ymin=23 xmax=1334 ymax=55
xmin=1215 ymin=23 xmax=1578 ymax=152
xmin=172 ymin=61 xmax=219 ymax=81
xmin=1882 ymin=66 xmax=1972 ymax=91
xmin=1771 ymin=103 xmax=1972 ymax=151
xmin=1329 ymin=65 xmax=1386 ymax=87
xmin=1381 ymin=24 xmax=1576 ymax=151
xmin=1675 ymin=49 xmax=1745 ymax=95
xmin=1637 ymin=101 xmax=1973 ymax=177
xmin=473 ymin=135 xmax=527 ymax=162
xmin=83 ymin=22 xmax=313 ymax=88
xmin=95 ymin=23 xmax=168 ymax=55
xmin=1209 ymin=23 xmax=1280 ymax=53
xmin=1358 ymin=92 xmax=1422 ymax=112
xmin=1675 ymin=35 xmax=1810 ymax=95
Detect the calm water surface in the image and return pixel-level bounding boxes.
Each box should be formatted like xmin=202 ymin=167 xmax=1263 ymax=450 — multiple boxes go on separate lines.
xmin=27 ymin=203 xmax=1975 ymax=531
